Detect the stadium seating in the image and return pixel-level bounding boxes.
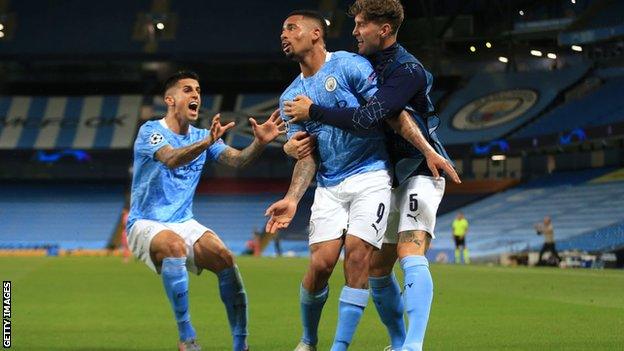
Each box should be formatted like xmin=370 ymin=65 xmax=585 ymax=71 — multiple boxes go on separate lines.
xmin=192 ymin=189 xmax=314 ymax=255
xmin=0 ymin=184 xmax=125 ymax=249
xmin=433 ymin=168 xmax=624 ymax=258
xmin=437 ymin=64 xmax=590 ymax=144
xmin=0 ymin=95 xmax=142 ymax=149
xmin=512 ymin=77 xmax=624 ymax=138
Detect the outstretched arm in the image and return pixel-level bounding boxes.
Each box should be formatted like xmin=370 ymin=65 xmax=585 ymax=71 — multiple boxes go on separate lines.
xmin=264 ymin=155 xmax=317 ymax=233
xmin=156 ymin=114 xmax=234 ymax=169
xmin=217 ymin=109 xmax=285 ymax=169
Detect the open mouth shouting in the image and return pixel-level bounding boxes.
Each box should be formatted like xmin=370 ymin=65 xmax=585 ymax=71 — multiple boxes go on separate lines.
xmin=188 ymin=101 xmax=199 ymax=115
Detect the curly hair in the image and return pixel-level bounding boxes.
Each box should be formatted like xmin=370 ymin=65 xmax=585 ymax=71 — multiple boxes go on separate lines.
xmin=348 ymin=0 xmax=404 ymax=35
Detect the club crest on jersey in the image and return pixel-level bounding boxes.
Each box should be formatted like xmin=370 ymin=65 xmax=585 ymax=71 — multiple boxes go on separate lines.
xmin=325 ymin=76 xmax=337 ymax=92
xmin=149 ymin=132 xmax=164 ymax=146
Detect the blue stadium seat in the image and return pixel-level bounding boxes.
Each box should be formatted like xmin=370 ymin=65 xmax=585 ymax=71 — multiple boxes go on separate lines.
xmin=192 ymin=190 xmax=314 ymax=254
xmin=0 ymin=184 xmax=125 ymax=249
xmin=512 ymin=77 xmax=624 ymax=138
xmin=435 ymin=169 xmax=624 ymax=257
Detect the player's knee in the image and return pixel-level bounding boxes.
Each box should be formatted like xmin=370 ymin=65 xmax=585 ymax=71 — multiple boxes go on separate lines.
xmin=165 ymin=239 xmax=187 ymax=257
xmin=310 ymin=257 xmax=336 ymax=278
xmin=216 ymin=247 xmax=235 ymax=268
xmin=203 ymin=246 xmax=234 ymax=273
xmin=345 ymin=249 xmax=372 ymax=267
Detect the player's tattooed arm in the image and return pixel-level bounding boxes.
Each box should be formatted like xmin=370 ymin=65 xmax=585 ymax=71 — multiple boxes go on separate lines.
xmin=285 ymin=155 xmax=317 ymax=202
xmin=386 ymin=111 xmax=461 ymax=183
xmin=155 ymin=114 xmax=235 ymax=169
xmin=156 ymin=140 xmax=211 ymax=169
xmin=264 ymin=154 xmax=317 ymax=233
xmin=217 ymin=141 xmax=265 ymax=168
xmin=217 ymin=109 xmax=285 ymax=168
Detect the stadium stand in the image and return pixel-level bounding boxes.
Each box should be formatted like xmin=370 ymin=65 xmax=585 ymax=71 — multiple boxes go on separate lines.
xmin=511 ymin=77 xmax=624 ymax=138
xmin=192 ymin=179 xmax=312 ymax=255
xmin=0 ymin=95 xmax=142 ymax=149
xmin=0 ymin=184 xmax=125 ymax=250
xmin=437 ymin=64 xmax=590 ymax=144
xmin=433 ymin=168 xmax=624 ymax=260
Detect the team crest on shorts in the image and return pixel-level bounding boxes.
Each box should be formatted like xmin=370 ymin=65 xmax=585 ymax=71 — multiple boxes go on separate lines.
xmin=308 ymin=221 xmax=316 ymax=237
xmin=149 ymin=132 xmax=164 ymax=146
xmin=325 ymin=76 xmax=337 ymax=92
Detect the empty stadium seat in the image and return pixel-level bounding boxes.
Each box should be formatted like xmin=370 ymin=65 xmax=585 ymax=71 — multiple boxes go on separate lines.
xmin=0 ymin=184 xmax=125 ymax=249
xmin=435 ymin=169 xmax=624 ymax=257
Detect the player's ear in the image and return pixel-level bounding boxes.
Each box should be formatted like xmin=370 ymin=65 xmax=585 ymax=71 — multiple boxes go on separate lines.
xmin=380 ymin=23 xmax=392 ymax=38
xmin=311 ymin=27 xmax=321 ymax=41
xmin=164 ymin=94 xmax=175 ymax=107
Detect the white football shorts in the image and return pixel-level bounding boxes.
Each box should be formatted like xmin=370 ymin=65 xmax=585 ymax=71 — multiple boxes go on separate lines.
xmin=384 ymin=175 xmax=445 ymax=243
xmin=127 ymin=218 xmax=212 ymax=274
xmin=309 ymin=170 xmax=392 ymax=249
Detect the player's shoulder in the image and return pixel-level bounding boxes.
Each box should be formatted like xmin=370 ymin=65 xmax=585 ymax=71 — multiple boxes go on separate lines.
xmin=188 ymin=123 xmax=207 ymax=136
xmin=330 ymin=51 xmax=373 ymax=77
xmin=137 ymin=119 xmax=163 ymax=134
xmin=331 ymin=50 xmax=369 ymax=64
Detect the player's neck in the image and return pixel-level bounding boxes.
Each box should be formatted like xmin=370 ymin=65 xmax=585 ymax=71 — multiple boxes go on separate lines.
xmin=380 ymin=37 xmax=397 ymax=51
xmin=164 ymin=113 xmax=190 ymax=135
xmin=299 ymin=46 xmax=327 ymax=77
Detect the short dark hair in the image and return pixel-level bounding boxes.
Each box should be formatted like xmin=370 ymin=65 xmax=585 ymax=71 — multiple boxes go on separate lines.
xmin=286 ymin=9 xmax=328 ymax=40
xmin=348 ymin=0 xmax=404 ymax=35
xmin=163 ymin=70 xmax=200 ymax=96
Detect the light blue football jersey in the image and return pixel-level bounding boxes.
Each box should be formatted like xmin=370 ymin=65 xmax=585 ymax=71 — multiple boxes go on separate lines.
xmin=127 ymin=119 xmax=227 ymax=230
xmin=280 ymin=51 xmax=389 ymax=187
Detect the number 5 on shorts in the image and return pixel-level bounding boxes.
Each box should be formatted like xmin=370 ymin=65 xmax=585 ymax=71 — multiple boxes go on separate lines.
xmin=409 ymin=193 xmax=418 ymax=212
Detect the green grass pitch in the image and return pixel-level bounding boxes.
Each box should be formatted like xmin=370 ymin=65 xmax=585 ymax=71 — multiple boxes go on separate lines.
xmin=2 ymin=256 xmax=623 ymax=350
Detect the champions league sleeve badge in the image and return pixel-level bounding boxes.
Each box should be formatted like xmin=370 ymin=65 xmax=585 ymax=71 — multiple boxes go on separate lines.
xmin=325 ymin=76 xmax=337 ymax=92
xmin=149 ymin=132 xmax=164 ymax=146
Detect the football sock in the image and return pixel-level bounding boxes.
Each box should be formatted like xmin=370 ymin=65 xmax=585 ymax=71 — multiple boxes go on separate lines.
xmin=161 ymin=257 xmax=196 ymax=342
xmin=463 ymin=248 xmax=471 ymax=264
xmin=299 ymin=284 xmax=329 ymax=346
xmin=454 ymin=248 xmax=461 ymax=263
xmin=369 ymin=273 xmax=406 ymax=350
xmin=330 ymin=286 xmax=369 ymax=351
xmin=400 ymin=255 xmax=433 ymax=351
xmin=217 ymin=266 xmax=248 ymax=351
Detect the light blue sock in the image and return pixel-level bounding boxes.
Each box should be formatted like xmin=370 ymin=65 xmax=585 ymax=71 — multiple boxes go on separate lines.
xmin=400 ymin=256 xmax=433 ymax=351
xmin=330 ymin=286 xmax=369 ymax=351
xmin=300 ymin=284 xmax=329 ymax=346
xmin=161 ymin=257 xmax=196 ymax=342
xmin=217 ymin=266 xmax=248 ymax=351
xmin=370 ymin=273 xmax=406 ymax=350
